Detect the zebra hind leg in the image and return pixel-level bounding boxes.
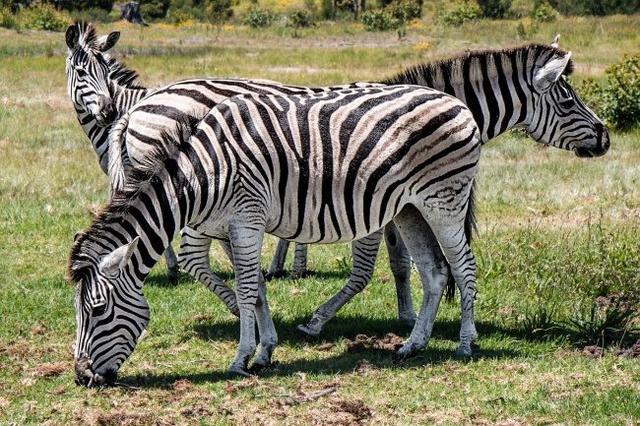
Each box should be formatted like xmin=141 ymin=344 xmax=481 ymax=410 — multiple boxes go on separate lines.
xmin=164 ymin=246 xmax=179 ymax=285
xmin=177 ymin=230 xmax=239 ymax=316
xmin=266 ymin=239 xmax=289 ymax=279
xmin=392 ymin=206 xmax=449 ymax=360
xmin=291 ymin=243 xmax=309 ymax=278
xmin=384 ymin=222 xmax=417 ymax=327
xmin=228 ymin=221 xmax=268 ymax=377
xmin=297 ymin=230 xmax=383 ymax=337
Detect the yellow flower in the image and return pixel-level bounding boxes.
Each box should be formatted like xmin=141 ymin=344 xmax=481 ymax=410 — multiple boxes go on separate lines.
xmin=413 ymin=40 xmax=432 ymax=52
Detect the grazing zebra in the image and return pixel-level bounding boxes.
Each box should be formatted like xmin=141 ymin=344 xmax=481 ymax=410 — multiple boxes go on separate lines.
xmin=70 ymin=85 xmax=482 ymax=384
xmin=64 ymin=22 xmax=370 ymax=308
xmin=294 ymin=41 xmax=610 ymax=338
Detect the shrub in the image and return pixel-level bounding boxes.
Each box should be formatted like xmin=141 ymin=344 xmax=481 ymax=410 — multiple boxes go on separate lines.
xmin=361 ymin=9 xmax=400 ymax=31
xmin=244 ymin=7 xmax=274 ymax=28
xmin=531 ymin=1 xmax=558 ymax=22
xmin=20 ymin=4 xmax=70 ymax=31
xmin=388 ymin=0 xmax=422 ymax=21
xmin=166 ymin=0 xmax=204 ymax=23
xmin=0 ymin=7 xmax=18 ymax=29
xmin=139 ymin=0 xmax=171 ymax=20
xmin=477 ymin=0 xmax=511 ymax=18
xmin=54 ymin=0 xmax=115 ymax=12
xmin=438 ymin=1 xmax=481 ymax=26
xmin=69 ymin=7 xmax=116 ymax=22
xmin=546 ymin=0 xmax=640 ymax=16
xmin=601 ymin=54 xmax=640 ymax=130
xmin=206 ymin=0 xmax=233 ymax=24
xmin=288 ymin=9 xmax=313 ymax=28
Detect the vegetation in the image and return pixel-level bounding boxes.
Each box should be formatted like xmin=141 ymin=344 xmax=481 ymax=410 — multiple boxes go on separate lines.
xmin=1 ymin=12 xmax=639 ymax=425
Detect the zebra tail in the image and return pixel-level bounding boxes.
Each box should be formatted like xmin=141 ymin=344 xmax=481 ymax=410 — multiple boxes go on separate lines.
xmin=107 ymin=112 xmax=131 ymax=196
xmin=444 ymin=180 xmax=477 ymax=302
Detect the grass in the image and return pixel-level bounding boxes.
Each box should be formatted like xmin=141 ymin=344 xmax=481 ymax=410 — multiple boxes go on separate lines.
xmin=1 ymin=13 xmax=640 ymax=424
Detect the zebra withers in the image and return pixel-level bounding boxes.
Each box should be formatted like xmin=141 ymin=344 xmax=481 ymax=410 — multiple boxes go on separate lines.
xmin=69 ymin=85 xmax=482 ymax=383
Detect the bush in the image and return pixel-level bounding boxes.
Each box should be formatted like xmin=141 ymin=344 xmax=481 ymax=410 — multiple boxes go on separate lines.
xmin=531 ymin=1 xmax=558 ymax=22
xmin=601 ymin=55 xmax=640 ymax=130
xmin=438 ymin=1 xmax=481 ymax=26
xmin=288 ymin=9 xmax=313 ymax=28
xmin=361 ymin=9 xmax=400 ymax=31
xmin=69 ymin=6 xmax=116 ymax=22
xmin=206 ymin=0 xmax=233 ymax=24
xmin=546 ymin=0 xmax=640 ymax=16
xmin=54 ymin=0 xmax=115 ymax=12
xmin=139 ymin=0 xmax=171 ymax=20
xmin=20 ymin=4 xmax=70 ymax=31
xmin=0 ymin=7 xmax=18 ymax=29
xmin=388 ymin=0 xmax=422 ymax=21
xmin=166 ymin=0 xmax=204 ymax=23
xmin=477 ymin=0 xmax=511 ymax=18
xmin=244 ymin=7 xmax=274 ymax=28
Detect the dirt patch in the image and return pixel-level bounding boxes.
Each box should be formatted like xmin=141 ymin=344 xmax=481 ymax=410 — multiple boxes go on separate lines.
xmin=95 ymin=411 xmax=153 ymax=426
xmin=31 ymin=362 xmax=67 ymax=378
xmin=582 ymin=345 xmax=604 ymax=358
xmin=224 ymin=376 xmax=261 ymax=394
xmin=306 ymin=398 xmax=373 ymax=425
xmin=331 ymin=399 xmax=373 ymax=423
xmin=180 ymin=403 xmax=214 ymax=418
xmin=172 ymin=379 xmax=193 ymax=392
xmin=0 ymin=397 xmax=9 ymax=411
xmin=354 ymin=359 xmax=377 ymax=375
xmin=0 ymin=341 xmax=31 ymax=358
xmin=618 ymin=339 xmax=640 ymax=358
xmin=345 ymin=333 xmax=404 ymax=352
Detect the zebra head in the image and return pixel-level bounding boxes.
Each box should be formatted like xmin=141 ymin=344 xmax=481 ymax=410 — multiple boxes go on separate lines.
xmin=69 ymin=235 xmax=149 ymax=387
xmin=526 ymin=47 xmax=609 ymax=158
xmin=65 ymin=22 xmax=120 ymax=127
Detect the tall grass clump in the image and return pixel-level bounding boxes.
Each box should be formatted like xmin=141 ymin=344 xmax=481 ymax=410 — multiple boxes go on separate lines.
xmin=244 ymin=7 xmax=275 ymax=28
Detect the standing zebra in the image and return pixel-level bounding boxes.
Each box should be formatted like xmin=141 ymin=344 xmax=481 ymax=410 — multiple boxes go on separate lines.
xmin=70 ymin=85 xmax=483 ymax=384
xmin=295 ymin=42 xmax=610 ymax=338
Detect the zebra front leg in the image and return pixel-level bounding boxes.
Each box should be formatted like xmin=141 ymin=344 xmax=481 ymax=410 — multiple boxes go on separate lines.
xmin=297 ymin=230 xmax=383 ymax=337
xmin=392 ymin=206 xmax=449 ymax=360
xmin=266 ymin=239 xmax=289 ymax=279
xmin=291 ymin=243 xmax=309 ymax=278
xmin=178 ymin=229 xmax=239 ymax=316
xmin=164 ymin=246 xmax=179 ymax=285
xmin=228 ymin=221 xmax=267 ymax=376
xmin=384 ymin=222 xmax=416 ymax=327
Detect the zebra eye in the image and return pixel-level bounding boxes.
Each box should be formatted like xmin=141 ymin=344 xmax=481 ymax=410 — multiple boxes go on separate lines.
xmin=92 ymin=304 xmax=107 ymax=317
xmin=75 ymin=67 xmax=87 ymax=78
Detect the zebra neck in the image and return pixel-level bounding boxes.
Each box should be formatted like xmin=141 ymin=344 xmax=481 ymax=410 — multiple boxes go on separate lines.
xmin=113 ymin=85 xmax=149 ymax=113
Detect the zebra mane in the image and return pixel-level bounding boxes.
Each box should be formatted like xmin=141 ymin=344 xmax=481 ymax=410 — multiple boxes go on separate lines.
xmin=382 ymin=44 xmax=574 ymax=86
xmin=68 ymin=117 xmax=199 ymax=282
xmin=70 ymin=21 xmax=145 ymax=90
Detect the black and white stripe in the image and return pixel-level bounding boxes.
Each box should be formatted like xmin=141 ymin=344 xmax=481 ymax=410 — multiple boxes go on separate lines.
xmin=69 ymin=85 xmax=482 ymax=382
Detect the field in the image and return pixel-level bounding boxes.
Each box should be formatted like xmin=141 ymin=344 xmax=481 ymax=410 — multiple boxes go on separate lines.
xmin=1 ymin=13 xmax=640 ymax=424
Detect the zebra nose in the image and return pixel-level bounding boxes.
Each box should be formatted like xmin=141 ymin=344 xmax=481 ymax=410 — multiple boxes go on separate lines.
xmin=96 ymin=95 xmax=116 ymax=121
xmin=74 ymin=354 xmax=94 ymax=387
xmin=594 ymin=123 xmax=610 ymax=156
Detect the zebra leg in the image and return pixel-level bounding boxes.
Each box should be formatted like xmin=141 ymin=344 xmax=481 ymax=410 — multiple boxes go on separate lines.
xmin=297 ymin=229 xmax=383 ymax=337
xmin=392 ymin=206 xmax=449 ymax=360
xmin=266 ymin=239 xmax=290 ymax=279
xmin=384 ymin=222 xmax=416 ymax=327
xmin=424 ymin=212 xmax=478 ymax=358
xmin=291 ymin=243 xmax=309 ymax=278
xmin=177 ymin=229 xmax=239 ymax=316
xmin=250 ymin=272 xmax=278 ymax=372
xmin=164 ymin=246 xmax=179 ymax=285
xmin=228 ymin=221 xmax=266 ymax=376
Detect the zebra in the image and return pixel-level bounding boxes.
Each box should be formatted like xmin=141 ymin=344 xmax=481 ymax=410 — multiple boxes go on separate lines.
xmin=64 ymin=22 xmax=371 ymax=308
xmin=70 ymin=84 xmax=482 ymax=384
xmin=292 ymin=40 xmax=611 ymax=338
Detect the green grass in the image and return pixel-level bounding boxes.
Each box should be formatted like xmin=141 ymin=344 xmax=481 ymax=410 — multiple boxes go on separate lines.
xmin=1 ymin=14 xmax=640 ymax=424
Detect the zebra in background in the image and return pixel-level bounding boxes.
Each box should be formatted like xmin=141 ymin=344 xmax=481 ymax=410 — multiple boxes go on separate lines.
xmin=70 ymin=84 xmax=484 ymax=384
xmin=64 ymin=22 xmax=182 ymax=283
xmin=293 ymin=41 xmax=610 ymax=338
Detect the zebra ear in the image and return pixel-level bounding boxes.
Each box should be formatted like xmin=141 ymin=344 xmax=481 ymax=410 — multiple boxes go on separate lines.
xmin=65 ymin=25 xmax=80 ymax=50
xmin=551 ymin=34 xmax=560 ymax=48
xmin=97 ymin=31 xmax=120 ymax=52
xmin=99 ymin=237 xmax=140 ymax=277
xmin=533 ymin=51 xmax=572 ymax=92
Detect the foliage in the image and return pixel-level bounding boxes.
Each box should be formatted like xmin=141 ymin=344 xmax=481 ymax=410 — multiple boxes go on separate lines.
xmin=576 ymin=55 xmax=640 ymax=130
xmin=546 ymin=0 xmax=640 ymax=16
xmin=320 ymin=0 xmax=333 ymax=19
xmin=69 ymin=6 xmax=117 ymax=22
xmin=438 ymin=1 xmax=481 ymax=26
xmin=165 ymin=0 xmax=204 ymax=23
xmin=53 ymin=0 xmax=114 ymax=12
xmin=18 ymin=3 xmax=70 ymax=31
xmin=361 ymin=8 xmax=400 ymax=31
xmin=0 ymin=7 xmax=18 ymax=29
xmin=387 ymin=0 xmax=422 ymax=21
xmin=205 ymin=0 xmax=233 ymax=24
xmin=531 ymin=1 xmax=558 ymax=22
xmin=139 ymin=0 xmax=171 ymax=20
xmin=244 ymin=7 xmax=274 ymax=27
xmin=563 ymin=293 xmax=638 ymax=346
xmin=287 ymin=8 xmax=313 ymax=27
xmin=477 ymin=0 xmax=511 ymax=18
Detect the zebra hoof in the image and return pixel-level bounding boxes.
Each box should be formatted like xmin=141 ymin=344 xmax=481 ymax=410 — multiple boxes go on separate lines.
xmin=393 ymin=342 xmax=422 ymax=364
xmin=264 ymin=270 xmax=285 ymax=281
xmin=248 ymin=360 xmax=278 ymax=375
xmin=296 ymin=323 xmax=321 ymax=339
xmin=291 ymin=269 xmax=311 ymax=279
xmin=455 ymin=344 xmax=474 ymax=359
xmin=227 ymin=366 xmax=252 ymax=378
